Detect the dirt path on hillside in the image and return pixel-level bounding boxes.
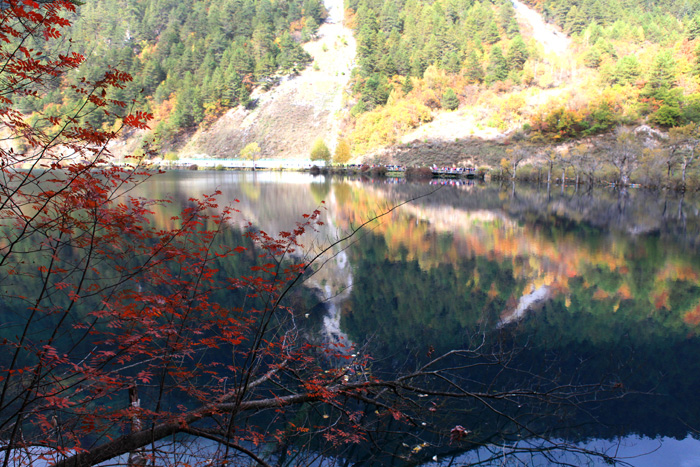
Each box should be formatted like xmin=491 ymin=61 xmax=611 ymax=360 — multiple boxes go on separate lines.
xmin=396 ymin=1 xmax=571 ymax=150
xmin=511 ymin=0 xmax=570 ymax=56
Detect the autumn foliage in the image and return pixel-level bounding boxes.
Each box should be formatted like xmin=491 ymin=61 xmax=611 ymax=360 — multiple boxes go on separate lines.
xmin=0 ymin=2 xmax=646 ymax=466
xmin=0 ymin=2 xmax=459 ymax=464
xmin=0 ymin=1 xmax=373 ymax=465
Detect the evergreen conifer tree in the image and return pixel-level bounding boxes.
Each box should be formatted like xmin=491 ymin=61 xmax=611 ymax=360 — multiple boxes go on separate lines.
xmin=465 ymin=49 xmax=485 ymax=83
xmin=239 ymin=83 xmax=251 ymax=109
xmin=402 ymin=75 xmax=414 ymax=94
xmin=507 ymin=35 xmax=529 ymax=71
xmin=442 ymin=88 xmax=459 ymax=110
xmin=484 ymin=21 xmax=501 ymax=45
xmin=486 ymin=46 xmax=508 ymax=84
xmin=613 ymin=55 xmax=641 ymax=85
xmin=564 ymin=6 xmax=587 ymax=34
xmin=583 ymin=48 xmax=602 ymax=68
xmin=645 ymin=51 xmax=677 ymax=99
xmin=689 ymin=13 xmax=700 ymax=40
xmin=693 ymin=44 xmax=700 ymax=77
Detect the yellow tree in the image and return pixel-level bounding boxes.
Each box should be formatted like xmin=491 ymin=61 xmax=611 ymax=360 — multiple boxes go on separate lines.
xmin=310 ymin=138 xmax=331 ymax=164
xmin=334 ymin=138 xmax=352 ymax=164
xmin=241 ymin=142 xmax=262 ymax=169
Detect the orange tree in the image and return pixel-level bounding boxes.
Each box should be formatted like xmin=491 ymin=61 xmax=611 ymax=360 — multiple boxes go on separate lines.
xmin=0 ymin=2 xmax=633 ymax=466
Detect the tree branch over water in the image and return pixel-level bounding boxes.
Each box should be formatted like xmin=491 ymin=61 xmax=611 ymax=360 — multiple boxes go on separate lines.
xmin=0 ymin=3 xmax=649 ymax=466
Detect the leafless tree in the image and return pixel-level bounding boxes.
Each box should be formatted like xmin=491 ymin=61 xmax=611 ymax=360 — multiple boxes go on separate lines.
xmin=667 ymin=123 xmax=700 ymax=190
xmin=603 ymin=128 xmax=642 ymax=186
xmin=500 ymin=145 xmax=530 ymax=179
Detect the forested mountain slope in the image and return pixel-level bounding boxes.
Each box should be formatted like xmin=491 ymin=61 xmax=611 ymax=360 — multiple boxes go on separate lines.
xmin=343 ymin=0 xmax=581 ymax=153
xmin=342 ymin=0 xmax=700 ymax=158
xmin=16 ymin=0 xmax=329 ymax=157
xmin=519 ymin=0 xmax=700 ymax=132
xmin=179 ymin=0 xmax=356 ymax=160
xmin=366 ymin=0 xmax=572 ymax=148
xmin=17 ymin=0 xmax=700 ymax=164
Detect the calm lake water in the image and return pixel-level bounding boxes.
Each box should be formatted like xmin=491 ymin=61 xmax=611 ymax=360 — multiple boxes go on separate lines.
xmin=140 ymin=171 xmax=700 ymax=466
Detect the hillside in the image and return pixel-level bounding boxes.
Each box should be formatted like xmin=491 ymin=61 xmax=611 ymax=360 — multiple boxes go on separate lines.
xmin=395 ymin=0 xmax=572 ymax=145
xmin=165 ymin=0 xmax=584 ymax=163
xmin=15 ymin=0 xmax=700 ymax=183
xmin=14 ymin=0 xmax=331 ymax=160
xmin=177 ymin=0 xmax=355 ymax=160
xmin=169 ymin=0 xmax=580 ymax=161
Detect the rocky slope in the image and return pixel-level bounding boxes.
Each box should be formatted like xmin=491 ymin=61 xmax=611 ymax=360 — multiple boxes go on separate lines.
xmin=396 ymin=0 xmax=573 ymax=148
xmin=134 ymin=0 xmax=603 ymax=166
xmin=176 ymin=0 xmax=355 ymax=160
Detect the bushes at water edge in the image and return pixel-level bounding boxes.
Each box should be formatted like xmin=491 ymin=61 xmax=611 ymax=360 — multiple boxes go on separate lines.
xmin=405 ymin=167 xmax=433 ymax=180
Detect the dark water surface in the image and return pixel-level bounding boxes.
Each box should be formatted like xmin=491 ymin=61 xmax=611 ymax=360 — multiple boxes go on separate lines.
xmin=137 ymin=171 xmax=700 ymax=466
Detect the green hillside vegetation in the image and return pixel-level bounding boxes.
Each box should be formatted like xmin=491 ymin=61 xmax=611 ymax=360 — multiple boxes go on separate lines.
xmin=342 ymin=0 xmax=700 ymax=156
xmin=17 ymin=0 xmax=326 ymax=148
xmin=522 ymin=0 xmax=700 ymax=137
xmin=346 ymin=0 xmax=536 ymax=151
xmin=18 ymin=0 xmax=700 ymax=180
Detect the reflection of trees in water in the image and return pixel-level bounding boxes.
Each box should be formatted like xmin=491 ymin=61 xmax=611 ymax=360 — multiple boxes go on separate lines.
xmin=135 ymin=171 xmax=331 ymax=239
xmin=500 ymin=185 xmax=700 ymax=261
xmin=334 ymin=190 xmax=700 ymax=463
xmin=119 ymin=175 xmax=700 ymax=464
xmin=339 ymin=180 xmax=700 ymax=327
xmin=374 ymin=182 xmax=700 ymax=250
xmin=309 ymin=179 xmax=332 ymax=205
xmin=142 ymin=175 xmax=700 ymax=252
xmin=318 ymin=321 xmax=662 ymax=465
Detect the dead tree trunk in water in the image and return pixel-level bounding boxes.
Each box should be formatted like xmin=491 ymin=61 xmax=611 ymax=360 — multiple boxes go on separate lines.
xmin=128 ymin=386 xmax=146 ymax=467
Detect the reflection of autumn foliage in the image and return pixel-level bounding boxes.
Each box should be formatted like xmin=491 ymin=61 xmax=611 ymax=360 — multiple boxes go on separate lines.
xmin=488 ymin=282 xmax=500 ymax=300
xmin=654 ymin=290 xmax=671 ymax=310
xmin=333 ymin=182 xmax=626 ymax=283
xmin=332 ymin=182 xmax=700 ymax=330
xmin=657 ymin=264 xmax=700 ymax=282
xmin=683 ymin=304 xmax=700 ymax=326
xmin=593 ymin=288 xmax=610 ymax=300
xmin=617 ymin=283 xmax=633 ymax=300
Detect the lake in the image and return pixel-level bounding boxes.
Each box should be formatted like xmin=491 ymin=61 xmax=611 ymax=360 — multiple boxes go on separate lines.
xmin=3 ymin=169 xmax=699 ymax=466
xmin=135 ymin=170 xmax=700 ymax=466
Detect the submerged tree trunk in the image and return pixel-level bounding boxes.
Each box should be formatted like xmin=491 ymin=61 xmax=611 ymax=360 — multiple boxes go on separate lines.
xmin=128 ymin=386 xmax=146 ymax=467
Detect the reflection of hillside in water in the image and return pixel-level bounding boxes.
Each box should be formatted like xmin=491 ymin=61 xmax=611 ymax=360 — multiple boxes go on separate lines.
xmin=143 ymin=171 xmax=329 ymax=234
xmin=138 ymin=171 xmax=357 ymax=347
xmin=326 ymin=180 xmax=700 ymax=456
xmin=130 ymin=173 xmax=700 ymax=459
xmin=135 ymin=173 xmax=700 ymax=333
xmin=348 ymin=181 xmax=700 ymax=239
xmin=331 ymin=180 xmax=700 ymax=330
